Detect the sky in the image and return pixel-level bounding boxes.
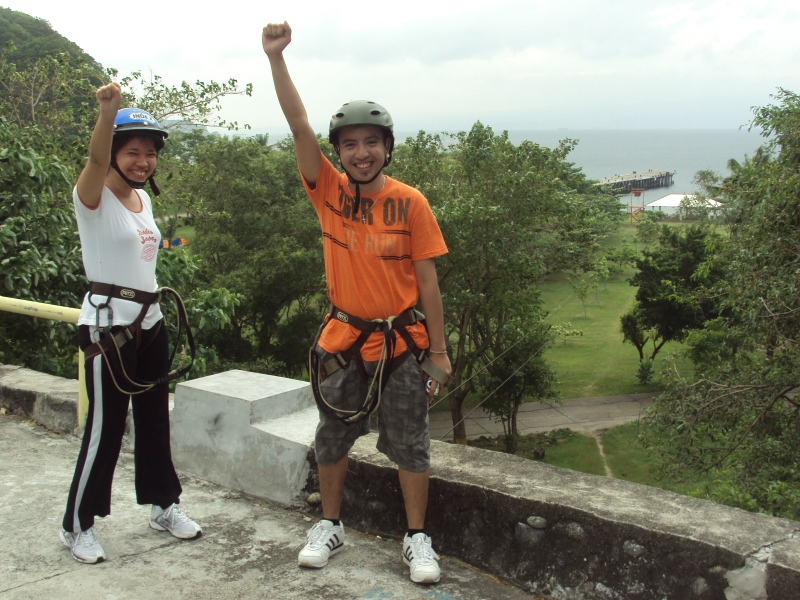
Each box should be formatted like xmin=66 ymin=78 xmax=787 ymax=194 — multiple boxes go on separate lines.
xmin=5 ymin=0 xmax=800 ymax=134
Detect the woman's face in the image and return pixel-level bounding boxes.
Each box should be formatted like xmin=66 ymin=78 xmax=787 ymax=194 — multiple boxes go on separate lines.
xmin=114 ymin=136 xmax=158 ymax=183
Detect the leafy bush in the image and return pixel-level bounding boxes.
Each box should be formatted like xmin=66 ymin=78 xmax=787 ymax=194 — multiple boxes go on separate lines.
xmin=636 ymin=359 xmax=654 ymax=385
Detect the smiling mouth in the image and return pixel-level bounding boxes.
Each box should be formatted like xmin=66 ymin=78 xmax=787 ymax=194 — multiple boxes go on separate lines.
xmin=130 ymin=170 xmax=149 ymax=179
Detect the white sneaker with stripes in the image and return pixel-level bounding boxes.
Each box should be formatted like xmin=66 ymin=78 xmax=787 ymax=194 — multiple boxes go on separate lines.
xmin=403 ymin=532 xmax=441 ymax=583
xmin=149 ymin=503 xmax=202 ymax=539
xmin=60 ymin=527 xmax=106 ymax=564
xmin=298 ymin=519 xmax=345 ymax=568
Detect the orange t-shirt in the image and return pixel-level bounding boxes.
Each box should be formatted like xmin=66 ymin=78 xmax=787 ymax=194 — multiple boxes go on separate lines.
xmin=303 ymin=154 xmax=448 ymax=360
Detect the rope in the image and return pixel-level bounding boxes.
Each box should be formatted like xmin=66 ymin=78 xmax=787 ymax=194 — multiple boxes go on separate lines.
xmin=89 ymin=287 xmax=194 ymax=395
xmin=435 ymin=327 xmax=553 ymax=441
xmin=429 ymin=292 xmax=574 ymax=411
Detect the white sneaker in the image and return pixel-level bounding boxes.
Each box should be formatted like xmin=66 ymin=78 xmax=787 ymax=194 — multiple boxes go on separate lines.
xmin=298 ymin=519 xmax=345 ymax=568
xmin=403 ymin=532 xmax=441 ymax=583
xmin=60 ymin=527 xmax=106 ymax=564
xmin=149 ymin=503 xmax=202 ymax=539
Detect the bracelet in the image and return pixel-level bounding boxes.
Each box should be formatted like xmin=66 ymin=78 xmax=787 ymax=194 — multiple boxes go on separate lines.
xmin=429 ymin=349 xmax=448 ymax=354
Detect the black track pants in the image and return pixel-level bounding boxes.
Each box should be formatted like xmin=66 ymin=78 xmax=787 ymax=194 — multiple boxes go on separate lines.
xmin=62 ymin=321 xmax=182 ymax=533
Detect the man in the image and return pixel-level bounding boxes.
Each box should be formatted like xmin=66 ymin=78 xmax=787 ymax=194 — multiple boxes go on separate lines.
xmin=262 ymin=21 xmax=452 ymax=584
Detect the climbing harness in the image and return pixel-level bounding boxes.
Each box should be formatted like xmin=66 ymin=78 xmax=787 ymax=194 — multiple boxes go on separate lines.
xmin=308 ymin=305 xmax=454 ymax=425
xmin=83 ymin=282 xmax=195 ymax=395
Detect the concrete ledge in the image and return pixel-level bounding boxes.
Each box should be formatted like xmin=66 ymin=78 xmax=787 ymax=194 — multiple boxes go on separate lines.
xmin=330 ymin=434 xmax=800 ymax=600
xmin=0 ymin=364 xmax=81 ymax=436
xmin=767 ymin=536 xmax=800 ymax=598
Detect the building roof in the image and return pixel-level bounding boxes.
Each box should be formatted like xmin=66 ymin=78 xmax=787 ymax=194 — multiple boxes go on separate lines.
xmin=646 ymin=193 xmax=723 ymax=207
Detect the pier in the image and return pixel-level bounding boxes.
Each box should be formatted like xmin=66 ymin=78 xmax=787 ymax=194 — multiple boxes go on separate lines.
xmin=597 ymin=170 xmax=675 ymax=193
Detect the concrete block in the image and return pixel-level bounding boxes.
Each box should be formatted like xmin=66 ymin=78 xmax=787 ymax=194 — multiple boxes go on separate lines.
xmin=170 ymin=369 xmax=317 ymax=507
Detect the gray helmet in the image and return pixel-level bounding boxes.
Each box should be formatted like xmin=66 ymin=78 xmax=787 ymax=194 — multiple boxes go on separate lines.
xmin=329 ymin=100 xmax=394 ymax=165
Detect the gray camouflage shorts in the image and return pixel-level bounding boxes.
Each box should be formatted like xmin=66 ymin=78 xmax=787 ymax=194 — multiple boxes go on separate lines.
xmin=313 ymin=345 xmax=430 ymax=472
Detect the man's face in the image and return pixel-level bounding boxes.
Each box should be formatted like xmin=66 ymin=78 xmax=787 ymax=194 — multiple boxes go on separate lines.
xmin=337 ymin=124 xmax=388 ymax=184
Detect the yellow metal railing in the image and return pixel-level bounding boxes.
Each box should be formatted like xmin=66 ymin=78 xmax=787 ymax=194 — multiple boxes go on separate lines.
xmin=0 ymin=295 xmax=89 ymax=427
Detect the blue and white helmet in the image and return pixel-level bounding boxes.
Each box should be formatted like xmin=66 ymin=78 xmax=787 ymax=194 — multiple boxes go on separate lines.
xmin=113 ymin=108 xmax=168 ymax=139
xmin=110 ymin=108 xmax=168 ymax=195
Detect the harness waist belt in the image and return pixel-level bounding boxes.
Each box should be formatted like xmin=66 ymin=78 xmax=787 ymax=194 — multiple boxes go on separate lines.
xmin=90 ymin=282 xmax=160 ymax=305
xmin=330 ymin=305 xmax=421 ymax=333
xmin=332 ymin=306 xmax=454 ymax=387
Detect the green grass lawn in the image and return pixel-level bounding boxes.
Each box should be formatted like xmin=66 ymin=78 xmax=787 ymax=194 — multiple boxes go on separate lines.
xmin=600 ymin=421 xmax=653 ymax=483
xmin=541 ymin=431 xmax=606 ymax=475
xmin=600 ymin=421 xmax=708 ymax=496
xmin=538 ymin=225 xmax=691 ymax=399
xmin=469 ymin=421 xmax=709 ymax=497
xmin=435 ymin=223 xmax=693 ymax=412
xmin=174 ymin=225 xmax=196 ymax=245
xmin=468 ymin=429 xmax=606 ymax=476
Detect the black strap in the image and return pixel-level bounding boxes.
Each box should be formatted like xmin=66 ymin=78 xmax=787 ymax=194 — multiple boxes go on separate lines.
xmin=84 ymin=287 xmax=195 ymax=394
xmin=308 ymin=306 xmax=419 ymax=424
xmin=90 ymin=282 xmax=161 ymax=305
xmin=329 ymin=304 xmax=421 ymax=333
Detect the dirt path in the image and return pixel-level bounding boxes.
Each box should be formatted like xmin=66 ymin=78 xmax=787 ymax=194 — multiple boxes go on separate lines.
xmin=590 ymin=431 xmax=614 ymax=478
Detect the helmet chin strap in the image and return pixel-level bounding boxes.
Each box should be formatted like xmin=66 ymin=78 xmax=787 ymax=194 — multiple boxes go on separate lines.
xmin=111 ymin=162 xmax=161 ymax=196
xmin=344 ymin=169 xmax=383 ymax=220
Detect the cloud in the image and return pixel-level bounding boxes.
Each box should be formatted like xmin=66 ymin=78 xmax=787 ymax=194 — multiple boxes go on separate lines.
xmin=5 ymin=0 xmax=800 ymax=129
xmin=290 ymin=0 xmax=677 ymax=65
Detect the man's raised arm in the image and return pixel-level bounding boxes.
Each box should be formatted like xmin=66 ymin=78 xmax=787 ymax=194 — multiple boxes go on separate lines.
xmin=262 ymin=21 xmax=321 ymax=187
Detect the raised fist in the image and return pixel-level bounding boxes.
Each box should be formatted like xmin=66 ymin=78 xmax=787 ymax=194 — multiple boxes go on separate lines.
xmin=96 ymin=82 xmax=122 ymax=115
xmin=262 ymin=21 xmax=292 ymax=57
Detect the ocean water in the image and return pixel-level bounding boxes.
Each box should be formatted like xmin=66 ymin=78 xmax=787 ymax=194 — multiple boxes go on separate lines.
xmin=396 ymin=128 xmax=767 ymax=197
xmin=261 ymin=127 xmax=768 ymax=198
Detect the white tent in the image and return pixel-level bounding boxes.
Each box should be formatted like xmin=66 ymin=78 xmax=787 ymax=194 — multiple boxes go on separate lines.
xmin=646 ymin=193 xmax=723 ymax=208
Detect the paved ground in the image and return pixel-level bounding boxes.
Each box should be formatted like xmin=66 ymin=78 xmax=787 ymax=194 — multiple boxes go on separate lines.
xmin=1 ymin=393 xmax=655 ymax=600
xmin=0 ymin=414 xmax=538 ymax=600
xmin=428 ymin=393 xmax=656 ymax=441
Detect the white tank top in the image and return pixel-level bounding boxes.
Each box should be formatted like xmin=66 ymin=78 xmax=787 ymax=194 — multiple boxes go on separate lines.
xmin=74 ymin=185 xmax=164 ymax=328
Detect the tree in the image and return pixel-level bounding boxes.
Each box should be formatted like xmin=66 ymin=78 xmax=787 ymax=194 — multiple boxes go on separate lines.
xmin=391 ymin=123 xmax=620 ymax=442
xmin=633 ymin=211 xmax=663 ymax=248
xmin=0 ymin=40 xmax=250 ymax=381
xmin=0 ymin=43 xmax=96 ymax=135
xmin=551 ymin=322 xmax=583 ymax=346
xmin=628 ymin=222 xmax=723 ymax=350
xmin=0 ymin=118 xmax=85 ymax=376
xmin=116 ymin=70 xmax=252 ymax=132
xmin=478 ymin=318 xmax=557 ymax=453
xmin=641 ymin=89 xmax=800 ymax=519
xmin=179 ymin=135 xmax=325 ymax=377
xmin=154 ymin=248 xmax=241 ymax=384
xmin=604 ymin=239 xmax=638 ymax=274
xmin=591 ymin=256 xmax=610 ymax=291
xmin=619 ymin=302 xmax=663 ymax=362
xmin=570 ymin=278 xmax=590 ymax=316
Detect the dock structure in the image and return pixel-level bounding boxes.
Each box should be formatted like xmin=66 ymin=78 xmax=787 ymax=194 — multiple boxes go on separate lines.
xmin=596 ymin=170 xmax=675 ymax=193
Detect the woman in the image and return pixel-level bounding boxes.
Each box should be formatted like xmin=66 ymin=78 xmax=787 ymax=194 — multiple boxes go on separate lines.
xmin=60 ymin=82 xmax=201 ymax=564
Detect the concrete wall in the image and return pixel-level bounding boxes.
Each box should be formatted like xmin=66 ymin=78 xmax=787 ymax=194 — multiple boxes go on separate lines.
xmin=335 ymin=435 xmax=800 ymax=600
xmin=2 ymin=364 xmax=798 ymax=599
